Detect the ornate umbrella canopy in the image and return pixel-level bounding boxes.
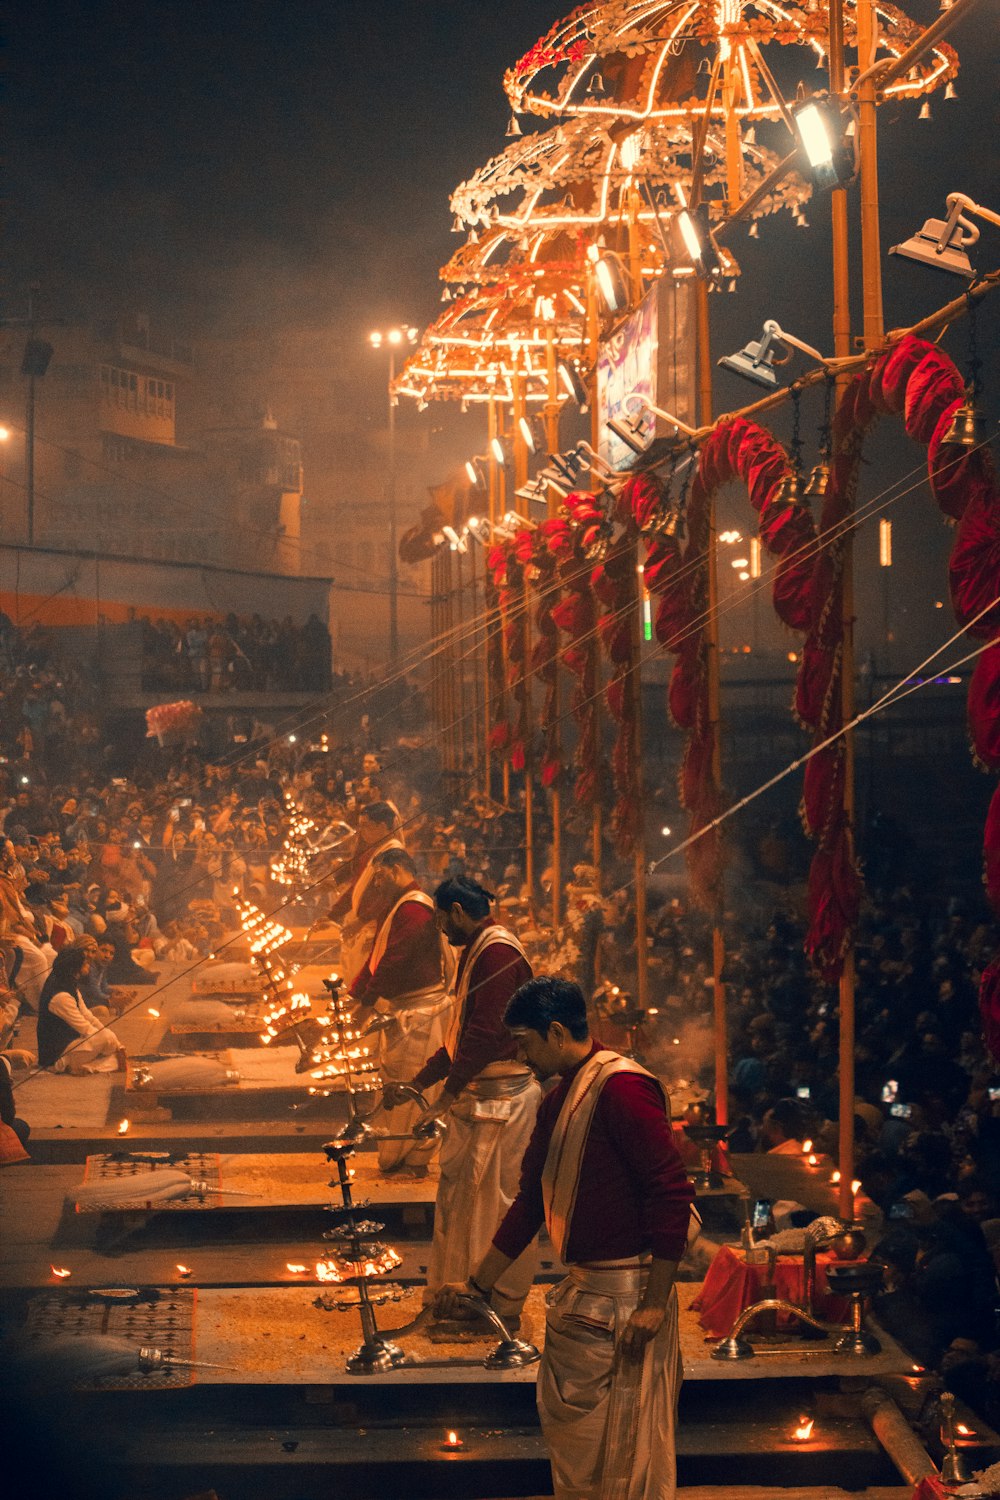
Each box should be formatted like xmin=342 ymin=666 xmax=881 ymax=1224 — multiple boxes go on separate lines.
xmin=450 ymin=113 xmax=810 ymax=238
xmin=392 ymin=282 xmax=587 ymax=407
xmin=504 ymin=1 xmax=958 ymax=124
xmin=440 ymin=224 xmax=591 ymax=290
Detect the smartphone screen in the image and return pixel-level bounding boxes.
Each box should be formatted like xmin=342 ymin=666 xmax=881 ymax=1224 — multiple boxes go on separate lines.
xmin=752 ymin=1199 xmax=772 ymax=1229
xmin=881 ymin=1080 xmax=898 ymax=1104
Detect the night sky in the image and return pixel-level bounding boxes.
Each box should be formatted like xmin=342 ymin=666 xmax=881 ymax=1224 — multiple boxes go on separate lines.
xmin=3 ymin=0 xmax=1000 ymax=662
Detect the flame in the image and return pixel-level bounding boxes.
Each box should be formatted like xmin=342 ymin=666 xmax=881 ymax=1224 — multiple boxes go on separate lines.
xmin=807 ymin=1154 xmax=818 ymax=1166
xmin=117 ymin=1119 xmax=130 ymax=1135
xmin=851 ymin=1178 xmax=862 ymax=1195
xmin=831 ymin=1169 xmax=841 ymax=1184
xmin=802 ymin=1139 xmax=813 ymax=1154
xmin=792 ymin=1418 xmax=814 ymax=1441
xmin=444 ymin=1429 xmax=463 ymax=1448
xmin=175 ymin=1264 xmax=192 ymax=1277
xmin=286 ymin=1263 xmax=308 ymax=1274
xmin=956 ymin=1424 xmax=974 ymax=1437
xmin=148 ymin=1007 xmax=160 ymax=1018
xmin=51 ymin=1266 xmax=72 ymax=1278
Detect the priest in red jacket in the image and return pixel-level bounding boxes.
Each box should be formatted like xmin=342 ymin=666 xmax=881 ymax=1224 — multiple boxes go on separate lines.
xmin=436 ymin=975 xmax=694 ymax=1500
xmin=350 ymin=848 xmax=453 ymax=1172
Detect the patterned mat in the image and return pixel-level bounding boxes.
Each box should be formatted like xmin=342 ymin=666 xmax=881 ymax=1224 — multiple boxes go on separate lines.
xmin=76 ymin=1152 xmax=222 ymax=1212
xmin=24 ymin=1287 xmax=198 ymax=1389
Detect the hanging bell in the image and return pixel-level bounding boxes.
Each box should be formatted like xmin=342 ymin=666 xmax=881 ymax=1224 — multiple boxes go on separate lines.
xmin=945 ymin=81 xmax=958 ymax=101
xmin=506 ymin=114 xmax=522 ymax=138
xmin=589 ymin=71 xmax=605 ymax=95
xmin=919 ymin=101 xmax=932 ymax=121
xmin=804 ymin=461 xmax=830 ymax=498
xmin=468 ymin=227 xmax=479 ymax=243
xmin=748 ymin=220 xmax=759 ymax=239
xmin=941 ymin=390 xmax=986 ymax=448
xmin=779 ymin=470 xmax=805 ymax=506
xmin=744 ymin=126 xmax=756 ymax=145
xmin=452 ymin=215 xmax=463 ymax=233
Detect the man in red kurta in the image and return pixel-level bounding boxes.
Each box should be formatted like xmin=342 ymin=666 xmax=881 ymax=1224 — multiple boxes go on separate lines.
xmin=383 ymin=875 xmax=538 ymax=1323
xmin=325 ymin=801 xmax=404 ymax=978
xmin=436 ymin=975 xmax=694 ymax=1500
xmin=350 ymin=848 xmax=453 ymax=1172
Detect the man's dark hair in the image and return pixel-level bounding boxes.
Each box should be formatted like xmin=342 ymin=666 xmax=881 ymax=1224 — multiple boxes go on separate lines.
xmin=504 ymin=976 xmax=589 ymax=1042
xmin=361 ymin=801 xmax=397 ymax=829
xmin=373 ymin=847 xmax=416 ymax=879
xmin=767 ymin=1097 xmax=806 ymax=1140
xmin=433 ymin=875 xmax=494 ymax=920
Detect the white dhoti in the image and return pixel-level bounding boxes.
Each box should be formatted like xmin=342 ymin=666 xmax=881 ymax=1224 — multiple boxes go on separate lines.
xmin=54 ymin=1028 xmax=122 ymax=1075
xmin=538 ymin=1260 xmax=682 ymax=1500
xmin=424 ymin=1070 xmax=541 ymax=1321
xmin=369 ymin=986 xmax=456 ymax=1171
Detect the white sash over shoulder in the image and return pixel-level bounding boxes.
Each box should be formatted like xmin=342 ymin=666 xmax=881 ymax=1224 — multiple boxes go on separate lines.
xmin=366 ymin=889 xmax=435 ymax=975
xmin=541 ymin=1048 xmax=661 ymax=1261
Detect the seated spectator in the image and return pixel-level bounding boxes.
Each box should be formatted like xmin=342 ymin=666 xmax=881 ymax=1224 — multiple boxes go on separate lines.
xmin=36 ymin=946 xmax=125 ymax=1075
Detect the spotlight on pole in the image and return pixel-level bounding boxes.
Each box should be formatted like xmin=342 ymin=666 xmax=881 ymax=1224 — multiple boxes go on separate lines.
xmin=675 ymin=201 xmax=722 ymax=280
xmin=718 ymin=319 xmax=830 ymax=390
xmin=592 ymin=251 xmax=631 ymax=315
xmin=465 ymin=457 xmax=487 ymax=489
xmin=490 ymin=435 xmax=513 ymax=467
xmin=557 ymin=359 xmax=590 ymax=411
xmin=791 ymin=94 xmax=857 ymax=190
xmin=889 ymin=191 xmax=997 ymax=279
xmin=517 ymin=414 xmax=547 ymax=454
xmin=607 ymin=414 xmax=651 ymax=456
xmin=442 ymin=524 xmax=469 ymax=554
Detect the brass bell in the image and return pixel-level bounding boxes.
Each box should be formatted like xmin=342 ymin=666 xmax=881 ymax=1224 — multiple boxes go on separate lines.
xmin=804 ymin=461 xmax=830 ymax=498
xmin=942 ymin=390 xmax=986 ymax=448
xmin=777 ymin=470 xmax=806 ymax=507
xmin=919 ymin=101 xmax=932 ymax=121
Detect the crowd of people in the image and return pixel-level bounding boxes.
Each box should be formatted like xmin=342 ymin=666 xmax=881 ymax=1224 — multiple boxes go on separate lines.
xmin=139 ymin=612 xmax=332 ymax=693
xmin=0 ymin=611 xmax=998 ymax=1435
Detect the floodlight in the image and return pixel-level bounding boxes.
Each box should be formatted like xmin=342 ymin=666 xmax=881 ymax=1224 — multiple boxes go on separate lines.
xmin=625 ymin=397 xmax=697 ymax=440
xmin=557 ymin=359 xmax=590 ymax=410
xmin=889 ymin=192 xmax=1000 ymax=279
xmin=676 ymin=203 xmax=722 ymax=279
xmin=594 ymin=252 xmax=631 ymax=314
xmin=465 ymin=457 xmax=487 ymax=489
xmin=490 ymin=435 xmax=513 ymax=466
xmin=517 ymin=415 xmax=547 ymax=454
xmin=607 ymin=413 xmax=653 ymax=456
xmin=718 ymin=319 xmax=829 ymax=389
xmin=791 ymin=95 xmax=856 ymax=190
xmin=441 ymin=525 xmax=469 ymax=554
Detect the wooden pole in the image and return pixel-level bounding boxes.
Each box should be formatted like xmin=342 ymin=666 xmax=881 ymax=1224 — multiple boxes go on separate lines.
xmin=855 ymin=0 xmax=884 ymax=346
xmin=696 ymin=278 xmax=728 ymax=1128
xmin=630 ymin=538 xmax=650 ymax=1019
xmin=832 ymin=0 xmax=858 ymax=1224
xmin=497 ymin=405 xmax=511 ymax=806
xmin=545 ymin=329 xmax=562 ymax=933
xmin=512 ymin=368 xmax=534 ymax=904
xmin=587 ymin=269 xmax=604 ymax=893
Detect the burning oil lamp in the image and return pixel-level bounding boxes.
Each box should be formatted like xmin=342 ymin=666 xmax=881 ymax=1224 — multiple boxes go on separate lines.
xmin=791 ymin=1417 xmax=815 ymax=1443
xmin=441 ymin=1430 xmax=465 ymax=1452
xmin=147 ymin=1007 xmax=160 ymax=1018
xmin=175 ymin=1264 xmax=193 ymax=1279
xmin=51 ymin=1266 xmax=72 ymax=1279
xmin=117 ymin=1119 xmax=130 ymax=1135
xmin=286 ymin=1263 xmax=308 ymax=1275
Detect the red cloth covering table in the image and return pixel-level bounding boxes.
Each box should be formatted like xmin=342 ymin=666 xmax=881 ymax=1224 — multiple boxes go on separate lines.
xmin=691 ymin=1242 xmax=851 ymax=1336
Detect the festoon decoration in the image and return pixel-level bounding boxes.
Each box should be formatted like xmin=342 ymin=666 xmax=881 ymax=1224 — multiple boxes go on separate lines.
xmin=542 ymin=493 xmax=608 ymax=811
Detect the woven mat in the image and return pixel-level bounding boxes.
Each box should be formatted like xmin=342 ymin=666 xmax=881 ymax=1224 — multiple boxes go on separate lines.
xmin=24 ymin=1287 xmax=198 ymax=1389
xmin=76 ymin=1152 xmax=222 ymax=1212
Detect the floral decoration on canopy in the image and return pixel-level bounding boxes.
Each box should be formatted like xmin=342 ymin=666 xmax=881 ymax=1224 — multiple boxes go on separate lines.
xmin=504 ymin=1 xmax=958 ymax=123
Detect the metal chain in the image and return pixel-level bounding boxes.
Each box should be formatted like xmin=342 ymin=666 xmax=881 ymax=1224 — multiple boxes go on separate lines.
xmin=966 ymin=290 xmax=982 ymax=397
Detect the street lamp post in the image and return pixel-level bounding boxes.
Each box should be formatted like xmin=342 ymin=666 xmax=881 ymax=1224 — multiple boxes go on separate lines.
xmin=369 ymin=325 xmax=418 ymax=663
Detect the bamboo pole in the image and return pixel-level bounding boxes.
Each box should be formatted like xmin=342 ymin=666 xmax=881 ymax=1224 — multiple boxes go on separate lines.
xmin=631 ymin=538 xmax=650 ymax=1019
xmin=695 ymin=278 xmax=728 ymax=1128
xmin=587 ymin=269 xmax=604 ymax=893
xmin=497 ymin=405 xmax=511 ymax=806
xmin=454 ymin=539 xmax=468 ymax=781
xmin=545 ymin=328 xmax=562 ymax=933
xmin=512 ymin=368 xmax=534 ymax=904
xmin=855 ymin=0 xmax=884 ymax=346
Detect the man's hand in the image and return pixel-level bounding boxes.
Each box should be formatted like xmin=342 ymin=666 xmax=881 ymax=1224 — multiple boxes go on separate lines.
xmin=618 ymin=1303 xmax=666 ymax=1363
xmin=381 ymin=1081 xmax=416 ymax=1111
xmin=415 ymin=1090 xmax=455 ymax=1133
xmin=433 ymin=1281 xmax=480 ymax=1320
